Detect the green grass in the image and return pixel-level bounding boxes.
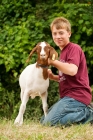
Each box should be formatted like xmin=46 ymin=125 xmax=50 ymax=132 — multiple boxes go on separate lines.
xmin=0 ymin=119 xmax=93 ymax=140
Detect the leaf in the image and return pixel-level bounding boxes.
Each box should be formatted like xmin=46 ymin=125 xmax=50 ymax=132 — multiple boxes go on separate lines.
xmin=78 ymin=19 xmax=83 ymax=24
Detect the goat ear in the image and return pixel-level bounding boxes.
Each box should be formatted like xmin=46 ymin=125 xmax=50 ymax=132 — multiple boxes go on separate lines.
xmin=49 ymin=46 xmax=58 ymax=60
xmin=26 ymin=46 xmax=37 ymax=63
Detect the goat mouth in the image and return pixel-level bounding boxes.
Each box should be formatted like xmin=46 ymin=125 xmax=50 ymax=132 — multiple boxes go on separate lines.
xmin=40 ymin=56 xmax=46 ymax=60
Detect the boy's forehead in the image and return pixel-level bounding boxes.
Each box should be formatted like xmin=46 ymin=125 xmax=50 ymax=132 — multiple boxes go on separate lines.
xmin=51 ymin=24 xmax=71 ymax=33
xmin=52 ymin=23 xmax=66 ymax=29
xmin=52 ymin=25 xmax=66 ymax=31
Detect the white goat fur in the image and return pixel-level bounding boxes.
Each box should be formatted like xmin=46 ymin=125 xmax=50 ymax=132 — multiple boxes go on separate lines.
xmin=14 ymin=41 xmax=58 ymax=125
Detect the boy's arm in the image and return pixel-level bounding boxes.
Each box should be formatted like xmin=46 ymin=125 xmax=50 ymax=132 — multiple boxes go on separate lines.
xmin=48 ymin=59 xmax=78 ymax=76
xmin=48 ymin=69 xmax=59 ymax=82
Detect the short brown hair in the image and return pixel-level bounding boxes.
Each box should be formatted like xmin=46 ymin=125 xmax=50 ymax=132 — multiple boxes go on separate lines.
xmin=50 ymin=17 xmax=71 ymax=32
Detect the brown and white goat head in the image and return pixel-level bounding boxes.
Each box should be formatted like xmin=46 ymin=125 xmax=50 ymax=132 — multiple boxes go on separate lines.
xmin=26 ymin=41 xmax=58 ymax=66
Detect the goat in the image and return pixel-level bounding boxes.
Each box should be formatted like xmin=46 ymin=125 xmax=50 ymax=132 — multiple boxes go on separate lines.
xmin=14 ymin=41 xmax=58 ymax=125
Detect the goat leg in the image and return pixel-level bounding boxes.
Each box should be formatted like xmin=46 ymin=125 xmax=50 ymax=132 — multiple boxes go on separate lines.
xmin=14 ymin=92 xmax=29 ymax=126
xmin=41 ymin=91 xmax=48 ymax=117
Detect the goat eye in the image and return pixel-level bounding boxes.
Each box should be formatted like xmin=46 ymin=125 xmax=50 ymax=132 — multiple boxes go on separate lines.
xmin=44 ymin=48 xmax=48 ymax=53
xmin=37 ymin=46 xmax=41 ymax=52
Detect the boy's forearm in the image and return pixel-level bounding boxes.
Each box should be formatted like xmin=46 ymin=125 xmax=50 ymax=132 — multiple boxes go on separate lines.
xmin=50 ymin=60 xmax=78 ymax=76
xmin=50 ymin=74 xmax=59 ymax=82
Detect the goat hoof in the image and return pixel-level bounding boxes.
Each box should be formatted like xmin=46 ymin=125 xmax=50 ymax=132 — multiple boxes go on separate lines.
xmin=14 ymin=119 xmax=23 ymax=126
xmin=14 ymin=121 xmax=23 ymax=126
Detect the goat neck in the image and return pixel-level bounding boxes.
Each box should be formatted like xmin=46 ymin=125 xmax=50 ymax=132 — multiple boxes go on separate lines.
xmin=36 ymin=59 xmax=49 ymax=80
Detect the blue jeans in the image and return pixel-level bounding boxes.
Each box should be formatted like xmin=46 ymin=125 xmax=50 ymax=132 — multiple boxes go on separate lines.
xmin=40 ymin=97 xmax=93 ymax=126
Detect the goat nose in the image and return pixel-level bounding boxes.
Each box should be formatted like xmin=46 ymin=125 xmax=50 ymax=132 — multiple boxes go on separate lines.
xmin=40 ymin=54 xmax=45 ymax=56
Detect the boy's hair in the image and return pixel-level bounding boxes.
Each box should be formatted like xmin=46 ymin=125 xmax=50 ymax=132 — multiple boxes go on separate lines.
xmin=50 ymin=17 xmax=71 ymax=32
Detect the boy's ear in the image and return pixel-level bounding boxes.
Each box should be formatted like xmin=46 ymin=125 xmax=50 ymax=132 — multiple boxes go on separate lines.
xmin=68 ymin=31 xmax=71 ymax=38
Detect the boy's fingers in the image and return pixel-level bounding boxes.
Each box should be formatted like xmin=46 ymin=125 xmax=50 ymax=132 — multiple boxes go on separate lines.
xmin=48 ymin=69 xmax=52 ymax=73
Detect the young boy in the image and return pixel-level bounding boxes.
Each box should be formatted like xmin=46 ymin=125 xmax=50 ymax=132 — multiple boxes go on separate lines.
xmin=40 ymin=17 xmax=93 ymax=126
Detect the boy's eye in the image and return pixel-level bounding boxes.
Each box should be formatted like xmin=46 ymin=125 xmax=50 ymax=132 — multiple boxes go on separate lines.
xmin=52 ymin=31 xmax=64 ymax=36
xmin=52 ymin=32 xmax=56 ymax=36
xmin=59 ymin=32 xmax=64 ymax=35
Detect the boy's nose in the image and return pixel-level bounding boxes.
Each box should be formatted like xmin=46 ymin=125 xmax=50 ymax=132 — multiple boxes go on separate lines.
xmin=56 ymin=33 xmax=61 ymax=38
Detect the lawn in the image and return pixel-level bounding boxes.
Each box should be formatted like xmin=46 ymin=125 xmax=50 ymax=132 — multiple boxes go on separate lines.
xmin=0 ymin=119 xmax=93 ymax=140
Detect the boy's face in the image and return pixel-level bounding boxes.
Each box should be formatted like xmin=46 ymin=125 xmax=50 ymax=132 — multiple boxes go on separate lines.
xmin=51 ymin=25 xmax=71 ymax=50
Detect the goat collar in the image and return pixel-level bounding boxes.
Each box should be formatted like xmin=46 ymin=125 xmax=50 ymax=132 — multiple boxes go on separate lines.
xmin=37 ymin=63 xmax=49 ymax=68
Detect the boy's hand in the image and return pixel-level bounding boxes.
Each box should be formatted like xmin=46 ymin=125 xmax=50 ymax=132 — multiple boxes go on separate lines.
xmin=48 ymin=58 xmax=53 ymax=66
xmin=47 ymin=69 xmax=54 ymax=79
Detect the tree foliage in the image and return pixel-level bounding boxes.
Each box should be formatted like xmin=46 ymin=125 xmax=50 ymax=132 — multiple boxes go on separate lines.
xmin=0 ymin=0 xmax=93 ymax=119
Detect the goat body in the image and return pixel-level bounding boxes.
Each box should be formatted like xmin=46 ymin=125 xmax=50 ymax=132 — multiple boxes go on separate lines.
xmin=14 ymin=41 xmax=58 ymax=125
xmin=20 ymin=63 xmax=49 ymax=99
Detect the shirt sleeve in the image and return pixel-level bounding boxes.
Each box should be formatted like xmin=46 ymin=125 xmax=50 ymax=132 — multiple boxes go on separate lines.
xmin=66 ymin=44 xmax=82 ymax=67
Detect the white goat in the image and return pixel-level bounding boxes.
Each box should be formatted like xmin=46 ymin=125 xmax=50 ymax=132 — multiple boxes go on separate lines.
xmin=14 ymin=41 xmax=58 ymax=125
